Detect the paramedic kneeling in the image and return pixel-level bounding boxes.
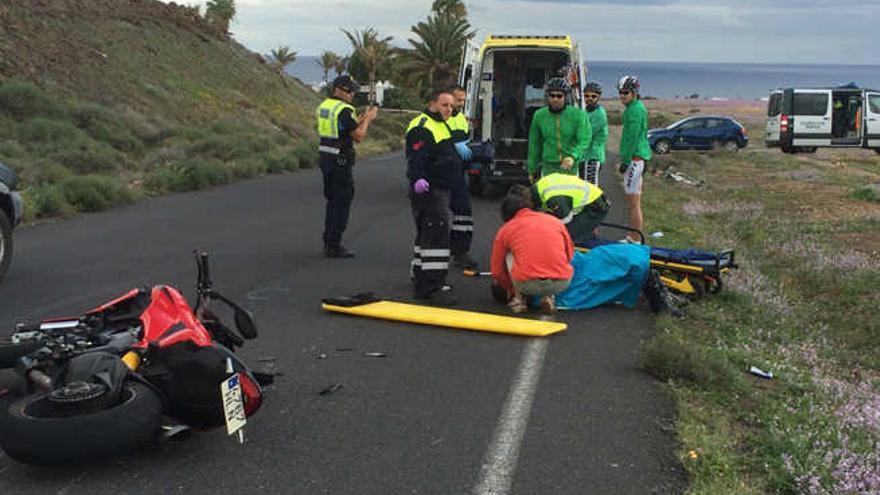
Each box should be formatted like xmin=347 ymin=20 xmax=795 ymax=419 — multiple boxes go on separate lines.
xmin=531 ymin=173 xmax=610 ymax=246
xmin=490 ymin=185 xmax=574 ymax=315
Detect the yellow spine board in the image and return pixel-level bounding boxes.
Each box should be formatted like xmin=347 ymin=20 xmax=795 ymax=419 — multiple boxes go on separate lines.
xmin=323 ymin=301 xmax=566 ymax=337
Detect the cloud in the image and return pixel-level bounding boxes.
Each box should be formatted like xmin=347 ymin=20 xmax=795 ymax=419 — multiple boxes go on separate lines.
xmin=162 ymin=0 xmax=880 ymax=64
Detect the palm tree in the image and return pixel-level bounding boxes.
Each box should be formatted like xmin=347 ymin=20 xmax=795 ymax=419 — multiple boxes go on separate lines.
xmin=270 ymin=46 xmax=297 ymax=87
xmin=341 ymin=27 xmax=393 ymax=104
xmin=205 ymin=0 xmax=236 ymax=34
xmin=432 ymin=0 xmax=467 ymax=19
xmin=401 ymin=14 xmax=474 ymax=90
xmin=316 ymin=51 xmax=341 ymax=84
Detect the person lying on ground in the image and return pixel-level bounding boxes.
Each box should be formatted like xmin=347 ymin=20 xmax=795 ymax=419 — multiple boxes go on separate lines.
xmin=490 ymin=185 xmax=574 ymax=314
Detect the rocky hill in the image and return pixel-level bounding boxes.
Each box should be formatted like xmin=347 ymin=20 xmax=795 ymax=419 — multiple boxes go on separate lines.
xmin=0 ymin=0 xmax=406 ymax=219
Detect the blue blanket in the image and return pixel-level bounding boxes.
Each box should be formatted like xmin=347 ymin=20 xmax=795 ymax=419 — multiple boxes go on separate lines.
xmin=556 ymin=244 xmax=651 ymax=310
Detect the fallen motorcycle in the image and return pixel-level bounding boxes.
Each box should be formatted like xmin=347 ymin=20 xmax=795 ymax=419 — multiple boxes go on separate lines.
xmin=0 ymin=252 xmax=264 ymax=465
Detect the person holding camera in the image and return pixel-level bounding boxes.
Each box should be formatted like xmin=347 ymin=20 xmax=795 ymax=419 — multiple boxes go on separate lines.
xmin=315 ymin=75 xmax=378 ymax=258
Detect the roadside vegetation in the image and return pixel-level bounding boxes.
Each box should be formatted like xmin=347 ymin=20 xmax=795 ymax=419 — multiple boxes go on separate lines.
xmin=622 ymin=105 xmax=879 ymax=493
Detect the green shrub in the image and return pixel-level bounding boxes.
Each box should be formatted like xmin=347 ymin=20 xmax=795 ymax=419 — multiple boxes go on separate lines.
xmin=145 ymin=159 xmax=229 ymax=193
xmin=228 ymin=158 xmax=267 ymax=179
xmin=640 ymin=329 xmax=745 ymax=393
xmin=53 ymin=145 xmax=126 ymax=174
xmin=71 ymin=102 xmax=143 ymax=153
xmin=0 ymin=139 xmax=25 ymax=159
xmin=186 ymin=133 xmax=275 ymax=161
xmin=17 ymin=118 xmax=86 ymax=146
xmin=293 ymin=141 xmax=318 ymax=169
xmin=265 ymin=150 xmax=299 ymax=173
xmin=22 ymin=161 xmax=73 ymax=186
xmin=26 ymin=184 xmax=72 ymax=217
xmin=0 ymin=81 xmax=66 ymax=121
xmin=58 ymin=175 xmax=133 ymax=212
xmin=851 ymin=186 xmax=879 ymax=203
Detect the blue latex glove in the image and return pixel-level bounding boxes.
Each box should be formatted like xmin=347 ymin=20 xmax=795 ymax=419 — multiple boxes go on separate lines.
xmin=413 ymin=178 xmax=430 ymax=194
xmin=455 ymin=141 xmax=473 ymax=161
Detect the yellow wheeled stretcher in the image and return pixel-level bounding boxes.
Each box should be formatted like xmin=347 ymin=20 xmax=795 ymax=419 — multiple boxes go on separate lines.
xmin=322 ymin=293 xmax=566 ymax=337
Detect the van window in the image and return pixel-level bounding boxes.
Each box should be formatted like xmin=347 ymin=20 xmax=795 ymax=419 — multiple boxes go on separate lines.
xmin=767 ymin=93 xmax=782 ymax=117
xmin=793 ymin=93 xmax=829 ymax=116
xmin=869 ymin=94 xmax=880 ymax=114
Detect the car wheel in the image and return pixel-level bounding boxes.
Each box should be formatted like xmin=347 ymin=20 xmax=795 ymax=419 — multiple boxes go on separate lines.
xmin=654 ymin=139 xmax=671 ymax=155
xmin=0 ymin=212 xmax=12 ymax=282
xmin=722 ymin=140 xmax=739 ymax=152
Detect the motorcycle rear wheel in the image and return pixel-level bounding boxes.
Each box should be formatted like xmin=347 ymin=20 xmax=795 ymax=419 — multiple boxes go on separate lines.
xmin=0 ymin=380 xmax=162 ymax=465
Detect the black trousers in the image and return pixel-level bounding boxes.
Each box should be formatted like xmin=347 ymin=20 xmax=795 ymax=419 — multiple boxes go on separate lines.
xmin=320 ymin=154 xmax=354 ymax=248
xmin=449 ymin=172 xmax=473 ymax=256
xmin=410 ymin=188 xmax=451 ymax=297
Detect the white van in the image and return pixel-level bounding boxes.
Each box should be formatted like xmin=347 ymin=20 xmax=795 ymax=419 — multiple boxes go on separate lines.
xmin=458 ymin=35 xmax=585 ymax=194
xmin=765 ymin=86 xmax=880 ymax=154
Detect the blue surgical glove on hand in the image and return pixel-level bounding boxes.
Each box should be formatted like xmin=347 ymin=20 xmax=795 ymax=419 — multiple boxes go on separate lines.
xmin=413 ymin=178 xmax=430 ymax=195
xmin=455 ymin=141 xmax=473 ymax=161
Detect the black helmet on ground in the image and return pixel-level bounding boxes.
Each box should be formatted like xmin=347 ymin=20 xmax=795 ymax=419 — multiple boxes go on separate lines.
xmin=332 ymin=75 xmax=358 ymax=93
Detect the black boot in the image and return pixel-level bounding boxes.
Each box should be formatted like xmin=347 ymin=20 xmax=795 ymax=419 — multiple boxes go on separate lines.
xmin=643 ymin=269 xmax=683 ymax=318
xmin=324 ymin=244 xmax=355 ymax=258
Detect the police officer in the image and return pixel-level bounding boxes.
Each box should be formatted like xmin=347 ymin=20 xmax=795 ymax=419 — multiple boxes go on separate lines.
xmin=406 ymin=89 xmax=461 ymax=305
xmin=316 ymin=75 xmax=378 ymax=258
xmin=531 ymin=173 xmax=610 ymax=246
xmin=447 ymin=85 xmax=478 ymax=270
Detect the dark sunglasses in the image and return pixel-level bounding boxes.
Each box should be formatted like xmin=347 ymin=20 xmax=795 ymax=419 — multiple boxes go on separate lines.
xmin=547 ymin=93 xmax=566 ymax=99
xmin=618 ymin=90 xmax=632 ymax=95
xmin=584 ymin=94 xmax=601 ymax=99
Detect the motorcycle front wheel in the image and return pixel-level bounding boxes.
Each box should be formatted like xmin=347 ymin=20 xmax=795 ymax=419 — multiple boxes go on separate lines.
xmin=0 ymin=380 xmax=162 ymax=465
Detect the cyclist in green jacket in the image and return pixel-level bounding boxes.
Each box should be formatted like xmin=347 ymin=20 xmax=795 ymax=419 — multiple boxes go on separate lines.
xmin=527 ymin=78 xmax=591 ymax=181
xmin=582 ymin=81 xmax=608 ymax=186
xmin=617 ymin=75 xmax=652 ymax=242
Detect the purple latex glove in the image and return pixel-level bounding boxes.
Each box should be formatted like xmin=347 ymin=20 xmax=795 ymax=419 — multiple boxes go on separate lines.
xmin=413 ymin=178 xmax=430 ymax=194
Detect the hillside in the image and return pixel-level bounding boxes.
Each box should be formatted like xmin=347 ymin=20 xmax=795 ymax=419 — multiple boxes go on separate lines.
xmin=0 ymin=0 xmax=406 ymax=219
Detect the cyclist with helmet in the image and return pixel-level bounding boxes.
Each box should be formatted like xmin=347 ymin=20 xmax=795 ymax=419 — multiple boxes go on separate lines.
xmin=526 ymin=77 xmax=591 ymax=181
xmin=582 ymin=81 xmax=608 ymax=186
xmin=617 ymin=75 xmax=651 ymax=242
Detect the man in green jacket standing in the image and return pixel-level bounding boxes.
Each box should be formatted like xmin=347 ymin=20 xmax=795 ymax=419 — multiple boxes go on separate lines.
xmin=582 ymin=81 xmax=608 ymax=186
xmin=527 ymin=77 xmax=591 ymax=181
xmin=617 ymin=75 xmax=651 ymax=242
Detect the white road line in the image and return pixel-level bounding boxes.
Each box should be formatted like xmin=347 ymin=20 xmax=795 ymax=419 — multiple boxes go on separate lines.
xmin=473 ymin=338 xmax=549 ymax=495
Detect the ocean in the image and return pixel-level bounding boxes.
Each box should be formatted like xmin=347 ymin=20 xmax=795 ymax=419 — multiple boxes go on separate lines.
xmin=288 ymin=57 xmax=880 ymax=100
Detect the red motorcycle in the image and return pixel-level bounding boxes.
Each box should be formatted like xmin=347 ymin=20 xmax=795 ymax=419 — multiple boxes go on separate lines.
xmin=0 ymin=252 xmax=265 ymax=465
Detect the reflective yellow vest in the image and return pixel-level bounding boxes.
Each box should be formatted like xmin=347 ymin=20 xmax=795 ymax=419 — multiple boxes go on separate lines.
xmin=535 ymin=173 xmax=604 ymax=214
xmin=406 ymin=113 xmax=452 ymax=144
xmin=316 ymin=98 xmax=356 ymax=140
xmin=447 ymin=112 xmax=469 ymax=135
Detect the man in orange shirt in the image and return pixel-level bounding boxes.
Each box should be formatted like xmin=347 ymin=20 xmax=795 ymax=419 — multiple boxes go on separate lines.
xmin=490 ymin=185 xmax=574 ymax=314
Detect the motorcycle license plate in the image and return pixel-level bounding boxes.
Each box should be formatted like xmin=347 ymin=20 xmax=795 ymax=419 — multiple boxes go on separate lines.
xmin=221 ymin=373 xmax=247 ymax=435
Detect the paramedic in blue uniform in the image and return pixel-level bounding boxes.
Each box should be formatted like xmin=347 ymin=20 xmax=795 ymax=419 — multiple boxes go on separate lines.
xmin=447 ymin=85 xmax=478 ymax=270
xmin=406 ymin=89 xmax=461 ymax=305
xmin=315 ymin=75 xmax=378 ymax=258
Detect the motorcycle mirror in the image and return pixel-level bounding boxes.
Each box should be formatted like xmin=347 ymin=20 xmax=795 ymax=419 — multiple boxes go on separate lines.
xmin=233 ymin=306 xmax=258 ymax=340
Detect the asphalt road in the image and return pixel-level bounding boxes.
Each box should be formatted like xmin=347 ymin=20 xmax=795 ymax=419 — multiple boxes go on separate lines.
xmin=0 ymin=152 xmax=686 ymax=494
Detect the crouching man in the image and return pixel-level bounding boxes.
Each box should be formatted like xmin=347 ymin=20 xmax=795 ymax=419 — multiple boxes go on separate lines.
xmin=490 ymin=185 xmax=574 ymax=314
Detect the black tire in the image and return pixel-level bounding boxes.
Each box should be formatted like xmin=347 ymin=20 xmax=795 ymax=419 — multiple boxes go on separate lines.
xmin=654 ymin=138 xmax=671 ymax=155
xmin=0 ymin=211 xmax=11 ymax=282
xmin=0 ymin=381 xmax=162 ymax=465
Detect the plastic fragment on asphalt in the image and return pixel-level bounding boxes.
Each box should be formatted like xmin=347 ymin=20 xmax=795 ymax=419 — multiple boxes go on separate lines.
xmin=316 ymin=353 xmax=328 ymax=359
xmin=364 ymin=352 xmax=387 ymax=358
xmin=651 ymin=231 xmax=664 ymax=238
xmin=749 ymin=366 xmax=773 ymax=379
xmin=319 ymin=383 xmax=343 ymax=396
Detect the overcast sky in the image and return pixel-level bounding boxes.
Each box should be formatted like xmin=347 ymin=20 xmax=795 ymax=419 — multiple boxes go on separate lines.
xmin=169 ymin=0 xmax=880 ymax=64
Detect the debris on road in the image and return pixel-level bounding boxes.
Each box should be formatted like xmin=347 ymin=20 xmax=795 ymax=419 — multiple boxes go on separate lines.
xmin=364 ymin=352 xmax=388 ymax=358
xmin=748 ymin=366 xmax=773 ymax=379
xmin=316 ymin=353 xmax=328 ymax=360
xmin=319 ymin=383 xmax=343 ymax=396
xmin=651 ymin=231 xmax=665 ymax=238
xmin=664 ymin=169 xmax=703 ymax=187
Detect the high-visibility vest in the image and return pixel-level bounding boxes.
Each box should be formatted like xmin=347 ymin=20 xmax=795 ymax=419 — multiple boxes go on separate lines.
xmin=447 ymin=112 xmax=469 ymax=136
xmin=406 ymin=113 xmax=452 ymax=144
xmin=316 ymin=98 xmax=356 ymax=140
xmin=535 ymin=173 xmax=604 ymax=215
